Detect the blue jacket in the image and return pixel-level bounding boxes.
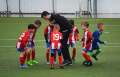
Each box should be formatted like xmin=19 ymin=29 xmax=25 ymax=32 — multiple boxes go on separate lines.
xmin=92 ymin=30 xmax=104 ymax=49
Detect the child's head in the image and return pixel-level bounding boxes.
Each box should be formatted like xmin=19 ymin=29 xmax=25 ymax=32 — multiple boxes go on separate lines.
xmin=34 ymin=19 xmax=41 ymax=28
xmin=81 ymin=21 xmax=89 ymax=30
xmin=53 ymin=24 xmax=60 ymax=32
xmin=97 ymin=23 xmax=104 ymax=31
xmin=69 ymin=19 xmax=74 ymax=27
xmin=28 ymin=24 xmax=36 ymax=32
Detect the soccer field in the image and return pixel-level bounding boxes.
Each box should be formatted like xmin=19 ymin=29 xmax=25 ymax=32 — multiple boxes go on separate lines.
xmin=0 ymin=17 xmax=120 ymax=77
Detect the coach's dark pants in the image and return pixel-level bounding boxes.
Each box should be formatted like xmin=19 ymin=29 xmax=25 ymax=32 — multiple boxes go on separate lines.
xmin=61 ymin=30 xmax=71 ymax=62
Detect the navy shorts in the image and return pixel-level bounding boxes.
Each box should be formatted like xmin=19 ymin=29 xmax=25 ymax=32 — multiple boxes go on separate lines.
xmin=27 ymin=41 xmax=35 ymax=48
xmin=46 ymin=42 xmax=50 ymax=48
xmin=17 ymin=47 xmax=26 ymax=52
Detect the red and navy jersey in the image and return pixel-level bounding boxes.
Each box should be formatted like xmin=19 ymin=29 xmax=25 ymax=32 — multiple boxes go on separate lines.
xmin=16 ymin=30 xmax=30 ymax=49
xmin=50 ymin=31 xmax=62 ymax=49
xmin=44 ymin=25 xmax=53 ymax=43
xmin=68 ymin=26 xmax=79 ymax=43
xmin=82 ymin=29 xmax=92 ymax=50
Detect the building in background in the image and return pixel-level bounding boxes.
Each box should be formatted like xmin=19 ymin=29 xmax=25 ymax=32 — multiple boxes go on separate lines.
xmin=0 ymin=0 xmax=120 ymax=18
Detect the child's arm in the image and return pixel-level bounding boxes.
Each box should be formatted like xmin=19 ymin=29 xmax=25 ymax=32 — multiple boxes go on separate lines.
xmin=44 ymin=26 xmax=49 ymax=43
xmin=75 ymin=28 xmax=80 ymax=41
xmin=93 ymin=31 xmax=104 ymax=44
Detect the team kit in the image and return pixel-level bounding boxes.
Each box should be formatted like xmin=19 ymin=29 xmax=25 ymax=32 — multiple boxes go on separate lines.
xmin=16 ymin=11 xmax=105 ymax=69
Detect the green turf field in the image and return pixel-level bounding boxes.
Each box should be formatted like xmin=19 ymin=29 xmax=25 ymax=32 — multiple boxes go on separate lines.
xmin=0 ymin=17 xmax=120 ymax=77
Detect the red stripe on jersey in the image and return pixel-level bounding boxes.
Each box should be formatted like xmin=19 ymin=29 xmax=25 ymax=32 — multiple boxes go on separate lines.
xmin=82 ymin=29 xmax=92 ymax=49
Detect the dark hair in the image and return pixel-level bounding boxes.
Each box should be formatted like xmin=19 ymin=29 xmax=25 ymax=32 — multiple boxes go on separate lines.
xmin=34 ymin=19 xmax=41 ymax=25
xmin=69 ymin=19 xmax=74 ymax=25
xmin=97 ymin=23 xmax=104 ymax=26
xmin=81 ymin=21 xmax=89 ymax=28
xmin=28 ymin=24 xmax=35 ymax=29
xmin=41 ymin=11 xmax=50 ymax=18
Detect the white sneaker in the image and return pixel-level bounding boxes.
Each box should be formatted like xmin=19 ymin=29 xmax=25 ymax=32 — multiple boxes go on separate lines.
xmin=46 ymin=62 xmax=50 ymax=64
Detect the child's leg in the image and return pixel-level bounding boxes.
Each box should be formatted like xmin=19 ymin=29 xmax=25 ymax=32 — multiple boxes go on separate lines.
xmin=71 ymin=42 xmax=76 ymax=60
xmin=46 ymin=48 xmax=50 ymax=63
xmin=72 ymin=47 xmax=76 ymax=60
xmin=95 ymin=49 xmax=101 ymax=56
xmin=82 ymin=51 xmax=92 ymax=62
xmin=58 ymin=49 xmax=62 ymax=65
xmin=26 ymin=48 xmax=31 ymax=61
xmin=46 ymin=42 xmax=50 ymax=63
xmin=31 ymin=48 xmax=35 ymax=60
xmin=54 ymin=50 xmax=57 ymax=62
xmin=19 ymin=51 xmax=26 ymax=66
xmin=50 ymin=49 xmax=55 ymax=69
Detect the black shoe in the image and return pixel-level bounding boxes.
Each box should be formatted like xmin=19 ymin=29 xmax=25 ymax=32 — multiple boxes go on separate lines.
xmin=83 ymin=61 xmax=88 ymax=66
xmin=64 ymin=61 xmax=72 ymax=66
xmin=92 ymin=55 xmax=98 ymax=61
xmin=87 ymin=61 xmax=93 ymax=67
xmin=83 ymin=61 xmax=92 ymax=67
xmin=63 ymin=61 xmax=68 ymax=65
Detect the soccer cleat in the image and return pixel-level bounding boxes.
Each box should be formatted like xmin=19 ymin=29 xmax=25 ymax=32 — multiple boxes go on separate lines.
xmin=83 ymin=61 xmax=88 ymax=66
xmin=46 ymin=62 xmax=50 ymax=64
xmin=92 ymin=55 xmax=98 ymax=61
xmin=20 ymin=64 xmax=28 ymax=69
xmin=27 ymin=61 xmax=33 ymax=66
xmin=63 ymin=61 xmax=72 ymax=66
xmin=87 ymin=61 xmax=93 ymax=66
xmin=32 ymin=60 xmax=39 ymax=64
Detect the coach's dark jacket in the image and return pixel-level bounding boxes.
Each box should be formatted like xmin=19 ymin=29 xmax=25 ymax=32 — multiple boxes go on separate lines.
xmin=49 ymin=14 xmax=72 ymax=33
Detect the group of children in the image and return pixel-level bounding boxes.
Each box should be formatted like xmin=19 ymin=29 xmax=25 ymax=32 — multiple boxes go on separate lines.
xmin=16 ymin=20 xmax=41 ymax=68
xmin=16 ymin=19 xmax=105 ymax=69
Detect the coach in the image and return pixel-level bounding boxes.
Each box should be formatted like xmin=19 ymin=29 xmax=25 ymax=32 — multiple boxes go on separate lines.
xmin=41 ymin=11 xmax=72 ymax=65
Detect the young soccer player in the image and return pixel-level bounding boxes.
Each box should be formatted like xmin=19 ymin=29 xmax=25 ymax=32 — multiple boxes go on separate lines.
xmin=16 ymin=24 xmax=35 ymax=68
xmin=81 ymin=21 xmax=93 ymax=66
xmin=26 ymin=20 xmax=41 ymax=66
xmin=91 ymin=23 xmax=105 ymax=60
xmin=68 ymin=19 xmax=79 ymax=63
xmin=44 ymin=24 xmax=54 ymax=64
xmin=50 ymin=24 xmax=63 ymax=69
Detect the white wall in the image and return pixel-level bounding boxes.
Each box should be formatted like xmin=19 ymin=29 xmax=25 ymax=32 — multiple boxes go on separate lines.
xmin=97 ymin=0 xmax=120 ymax=18
xmin=0 ymin=0 xmax=120 ymax=18
xmin=0 ymin=0 xmax=6 ymax=11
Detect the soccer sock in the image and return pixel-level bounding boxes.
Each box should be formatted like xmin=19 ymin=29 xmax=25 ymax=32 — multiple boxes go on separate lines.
xmin=72 ymin=48 xmax=76 ymax=60
xmin=32 ymin=49 xmax=35 ymax=60
xmin=82 ymin=51 xmax=92 ymax=62
xmin=50 ymin=56 xmax=54 ymax=64
xmin=54 ymin=50 xmax=57 ymax=61
xmin=19 ymin=55 xmax=26 ymax=65
xmin=46 ymin=49 xmax=50 ymax=62
xmin=27 ymin=52 xmax=30 ymax=61
xmin=58 ymin=56 xmax=63 ymax=65
xmin=95 ymin=49 xmax=101 ymax=56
